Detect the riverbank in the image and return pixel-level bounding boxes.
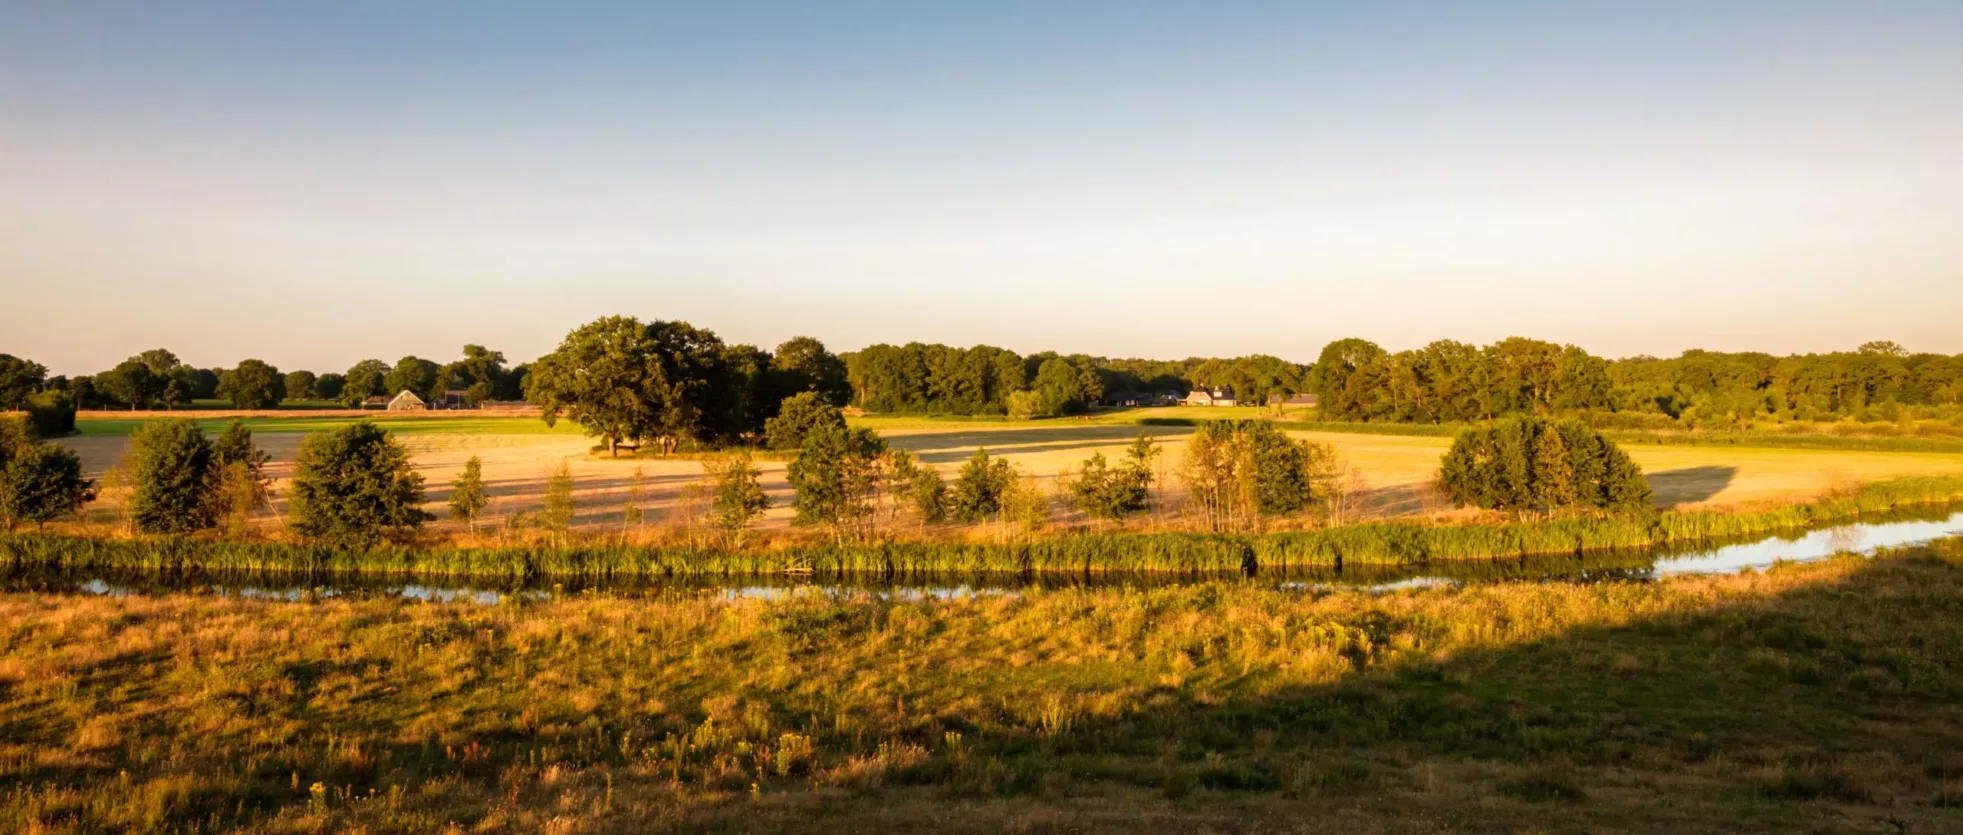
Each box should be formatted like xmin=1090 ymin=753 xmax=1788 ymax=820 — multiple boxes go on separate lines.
xmin=6 ymin=476 xmax=1962 ymax=579
xmin=5 ymin=538 xmax=1962 ymax=833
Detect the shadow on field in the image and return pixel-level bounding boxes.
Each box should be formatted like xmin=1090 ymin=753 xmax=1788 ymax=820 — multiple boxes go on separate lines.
xmin=1647 ymin=465 xmax=1738 ymax=508
xmin=885 ymin=425 xmax=1193 ymax=465
xmin=424 ymin=473 xmax=706 ymax=507
xmin=14 ymin=549 xmax=1963 ymax=833
xmin=715 ymin=553 xmax=1963 ymax=833
xmin=426 ymin=473 xmax=738 ymax=528
xmin=1352 ymin=483 xmax=1445 ymax=517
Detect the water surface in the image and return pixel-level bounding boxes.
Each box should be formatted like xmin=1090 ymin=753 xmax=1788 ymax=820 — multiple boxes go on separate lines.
xmin=8 ymin=510 xmax=1959 ymax=604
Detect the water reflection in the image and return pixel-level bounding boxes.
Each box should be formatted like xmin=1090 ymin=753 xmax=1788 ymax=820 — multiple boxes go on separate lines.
xmin=1648 ymin=512 xmax=1961 ymax=578
xmin=8 ymin=510 xmax=1959 ymax=604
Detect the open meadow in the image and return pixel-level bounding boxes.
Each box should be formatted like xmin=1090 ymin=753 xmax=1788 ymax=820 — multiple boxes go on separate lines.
xmin=51 ymin=412 xmax=1963 ymax=537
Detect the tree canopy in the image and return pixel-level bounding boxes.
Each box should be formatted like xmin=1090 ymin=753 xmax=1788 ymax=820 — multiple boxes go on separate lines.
xmin=773 ymin=336 xmax=852 ymax=407
xmin=385 ymin=357 xmax=441 ymax=400
xmin=1306 ymin=337 xmax=1963 ymax=427
xmin=283 ymin=370 xmax=317 ymax=402
xmin=764 ymin=391 xmax=845 ymax=451
xmin=98 ymin=359 xmax=165 ymax=410
xmin=438 ymin=345 xmax=522 ymax=403
xmin=218 ymin=359 xmax=285 ymax=409
xmin=526 ymin=316 xmax=785 ymax=454
xmin=340 ymin=360 xmax=391 ymax=407
xmin=0 ymin=354 xmax=47 ymax=410
xmin=312 ymin=373 xmax=347 ymax=401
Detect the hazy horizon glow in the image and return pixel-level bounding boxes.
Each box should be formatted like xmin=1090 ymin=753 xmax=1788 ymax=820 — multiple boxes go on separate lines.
xmin=4 ymin=1 xmax=1961 ymax=375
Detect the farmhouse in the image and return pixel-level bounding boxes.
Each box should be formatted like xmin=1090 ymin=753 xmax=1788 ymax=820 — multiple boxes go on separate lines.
xmin=386 ymin=391 xmax=427 ymax=411
xmin=432 ymin=389 xmax=470 ymax=409
xmin=1182 ymin=388 xmax=1237 ymax=407
xmin=360 ymin=396 xmax=389 ymax=409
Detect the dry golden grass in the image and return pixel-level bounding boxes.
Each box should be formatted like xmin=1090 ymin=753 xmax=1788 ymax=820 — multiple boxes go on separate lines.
xmin=4 ymin=539 xmax=1963 ymax=832
xmin=50 ymin=419 xmax=1963 ymax=536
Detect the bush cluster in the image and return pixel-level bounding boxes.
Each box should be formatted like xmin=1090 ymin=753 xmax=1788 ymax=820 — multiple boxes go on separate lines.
xmin=288 ymin=421 xmax=432 ymax=544
xmin=0 ymin=415 xmax=93 ymax=531
xmin=1438 ymin=415 xmax=1652 ymax=513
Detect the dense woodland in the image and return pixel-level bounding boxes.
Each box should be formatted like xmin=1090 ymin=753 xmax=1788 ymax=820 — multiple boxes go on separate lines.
xmin=844 ymin=343 xmax=1307 ymax=417
xmin=1309 ymin=337 xmax=1963 ymax=428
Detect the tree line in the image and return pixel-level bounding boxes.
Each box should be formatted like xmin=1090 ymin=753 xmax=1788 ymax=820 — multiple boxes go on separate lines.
xmin=843 ymin=343 xmax=1311 ymax=417
xmin=10 ymin=325 xmax=1960 ymax=436
xmin=0 ymin=346 xmax=530 ymax=412
xmin=1310 ymin=337 xmax=1963 ymax=427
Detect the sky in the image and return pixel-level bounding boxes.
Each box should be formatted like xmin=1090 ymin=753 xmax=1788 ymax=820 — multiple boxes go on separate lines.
xmin=3 ymin=1 xmax=1961 ymax=376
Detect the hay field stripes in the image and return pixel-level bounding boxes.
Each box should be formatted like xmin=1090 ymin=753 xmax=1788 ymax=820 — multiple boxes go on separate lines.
xmin=53 ymin=418 xmax=1963 ymax=534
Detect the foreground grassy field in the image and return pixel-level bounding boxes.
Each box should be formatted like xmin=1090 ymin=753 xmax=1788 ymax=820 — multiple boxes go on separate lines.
xmin=4 ymin=539 xmax=1962 ymax=833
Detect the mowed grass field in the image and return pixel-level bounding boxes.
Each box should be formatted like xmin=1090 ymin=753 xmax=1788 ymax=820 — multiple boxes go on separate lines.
xmin=59 ymin=412 xmax=1963 ymax=534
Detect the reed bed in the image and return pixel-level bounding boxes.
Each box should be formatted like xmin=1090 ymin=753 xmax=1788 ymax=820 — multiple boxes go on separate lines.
xmin=6 ymin=476 xmax=1960 ymax=580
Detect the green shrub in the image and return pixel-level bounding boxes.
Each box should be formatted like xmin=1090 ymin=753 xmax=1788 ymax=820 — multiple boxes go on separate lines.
xmin=950 ymin=448 xmax=1014 ymax=523
xmin=216 ymin=359 xmax=285 ymax=409
xmin=0 ymin=415 xmax=30 ymax=455
xmin=129 ymin=419 xmax=219 ymax=534
xmin=1063 ymin=434 xmax=1158 ymax=521
xmin=764 ymin=392 xmax=845 ymax=451
xmin=210 ymin=419 xmax=272 ymax=523
xmin=449 ymin=456 xmax=488 ymax=531
xmin=25 ymin=390 xmax=76 ymax=437
xmin=788 ymin=423 xmax=884 ymax=540
xmin=0 ymin=432 xmax=93 ymax=531
xmin=288 ymin=421 xmax=431 ymax=543
xmin=705 ymin=449 xmax=770 ymax=547
xmin=885 ymin=449 xmax=947 ymax=525
xmin=1439 ymin=416 xmax=1652 ymax=513
xmin=1180 ymin=421 xmax=1338 ymax=532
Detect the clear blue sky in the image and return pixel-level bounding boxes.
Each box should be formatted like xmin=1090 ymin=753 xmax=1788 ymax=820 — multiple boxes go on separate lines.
xmin=4 ymin=1 xmax=1960 ymax=375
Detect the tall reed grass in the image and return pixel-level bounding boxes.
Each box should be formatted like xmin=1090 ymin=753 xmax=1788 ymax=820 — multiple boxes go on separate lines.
xmin=6 ymin=476 xmax=1960 ymax=578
